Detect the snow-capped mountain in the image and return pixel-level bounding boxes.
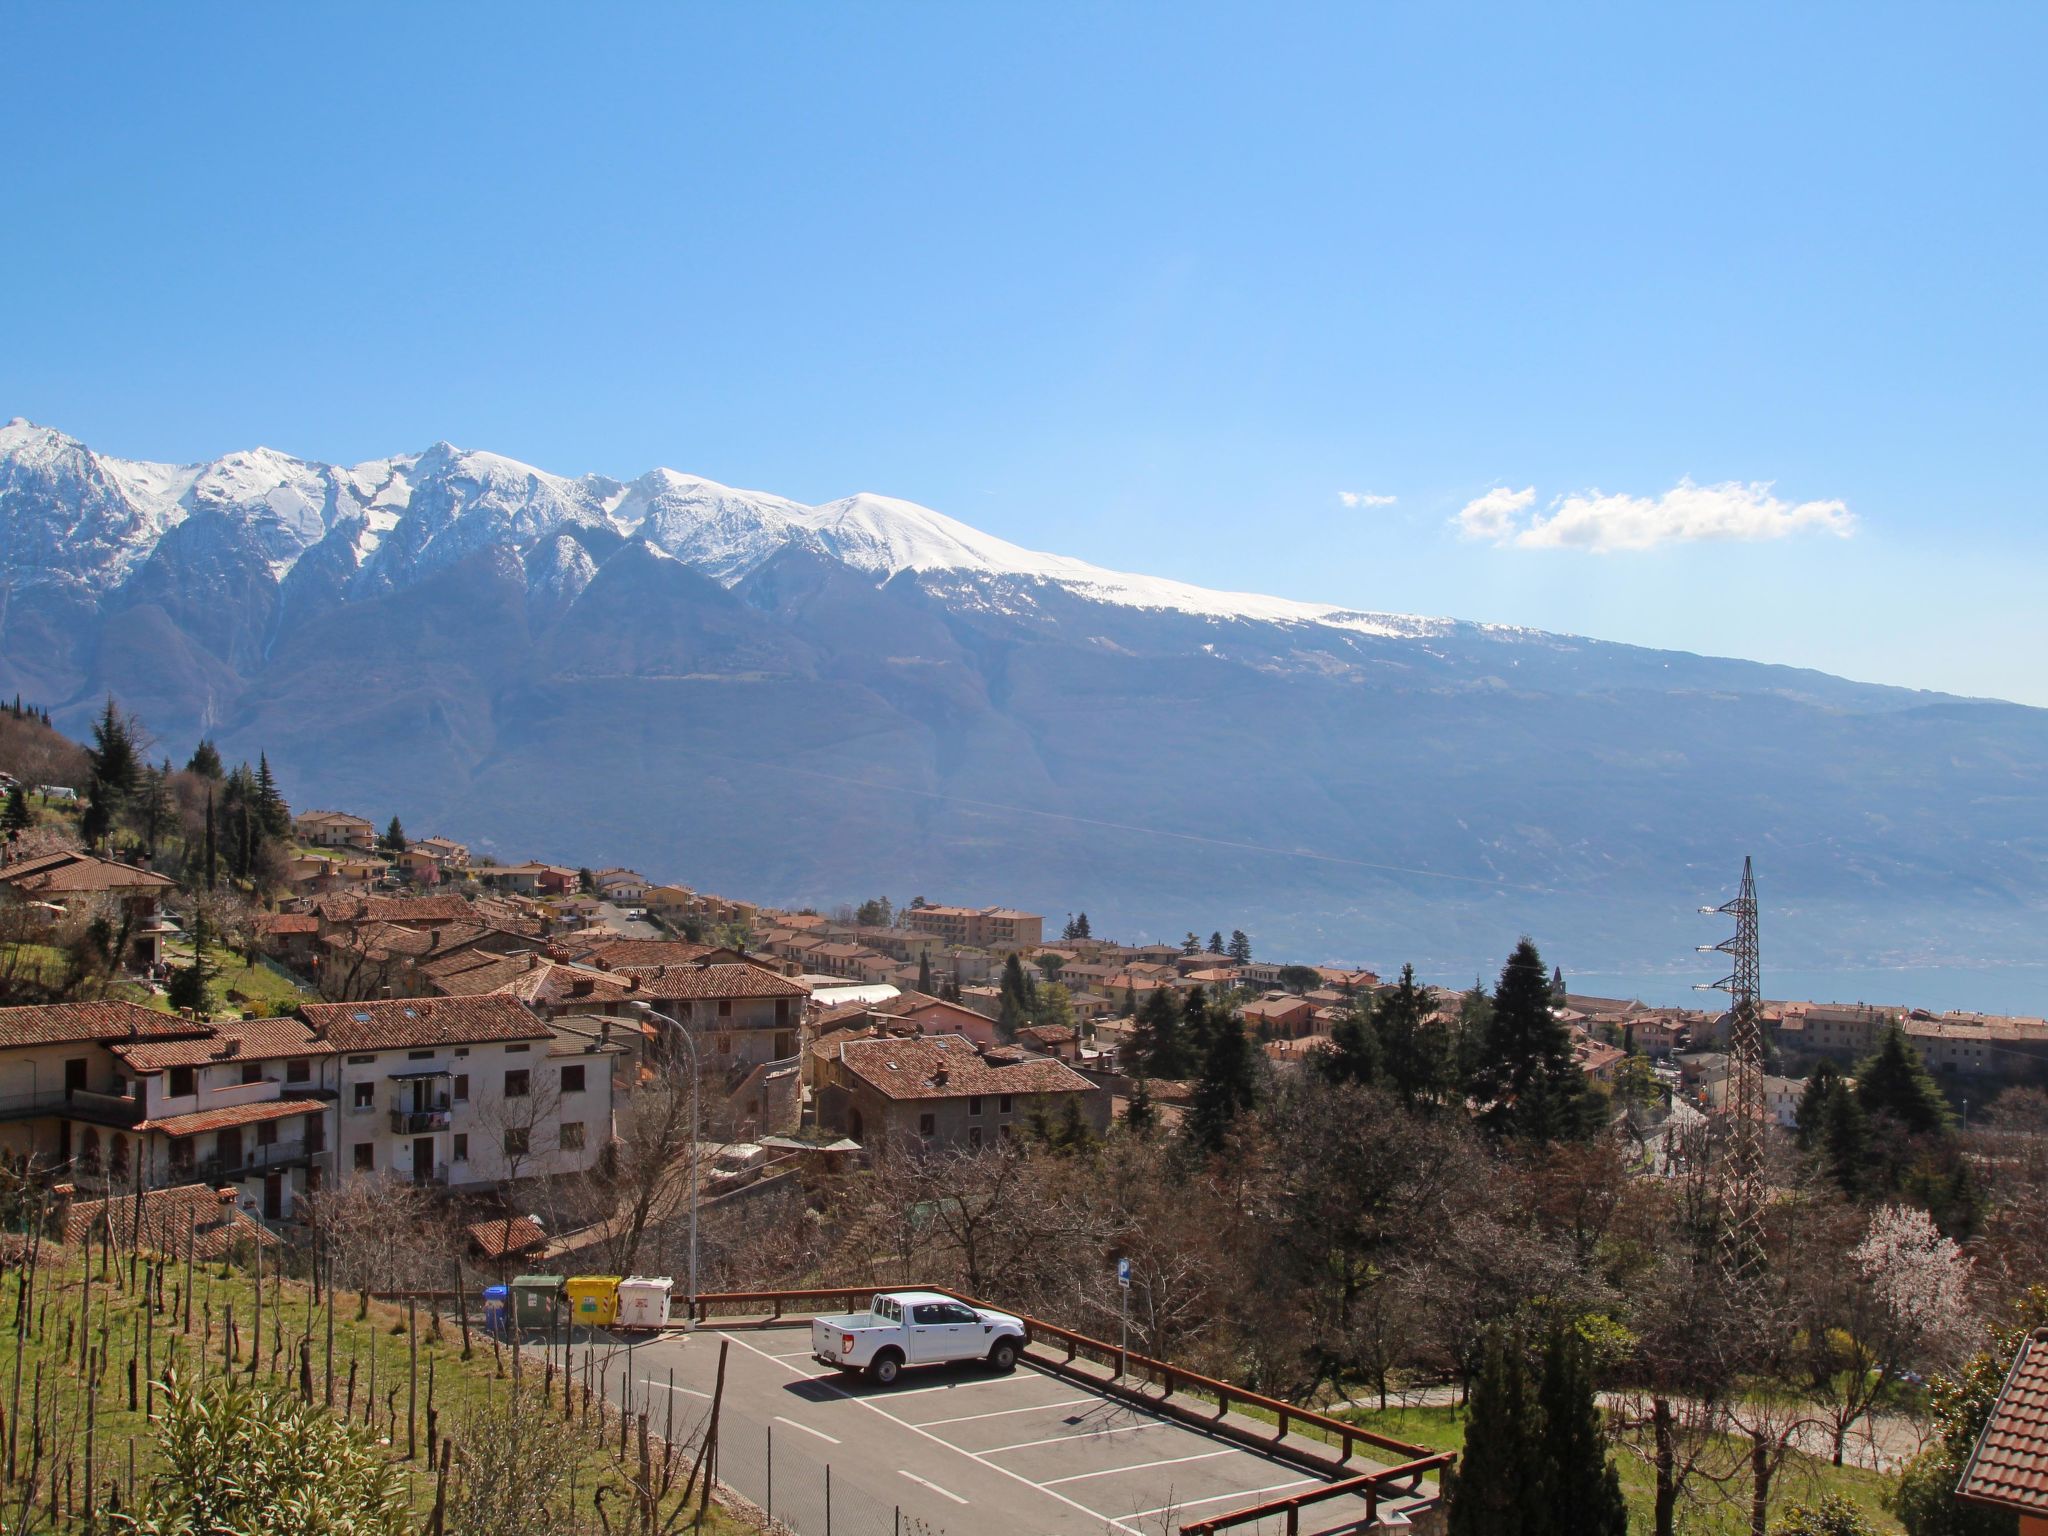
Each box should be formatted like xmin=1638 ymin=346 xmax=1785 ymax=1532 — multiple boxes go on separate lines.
xmin=0 ymin=418 xmax=1445 ymax=637
xmin=6 ymin=417 xmax=2048 ymax=978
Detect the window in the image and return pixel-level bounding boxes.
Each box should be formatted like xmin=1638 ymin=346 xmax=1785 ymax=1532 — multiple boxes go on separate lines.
xmin=351 ymin=1081 xmax=375 ymax=1111
xmin=717 ymin=1034 xmax=731 ymax=1054
xmin=717 ymin=1000 xmax=732 ymax=1017
xmin=256 ymin=1120 xmax=277 ymax=1147
xmin=968 ymin=1126 xmax=983 ymax=1149
xmin=998 ymin=1094 xmax=1013 ymax=1114
xmin=918 ymin=1113 xmax=936 ymax=1137
xmin=352 ymin=1144 xmax=374 ymax=1171
xmin=452 ymin=1133 xmax=468 ymax=1162
xmin=776 ymin=999 xmax=790 ymax=1025
xmin=348 ymin=1055 xmax=374 ymax=1065
xmin=503 ymin=1070 xmax=530 ymax=1099
xmin=559 ymin=1122 xmax=585 ymax=1151
xmin=408 ymin=1049 xmax=433 ymax=1061
xmin=502 ymin=1127 xmax=529 ymax=1157
xmin=454 ymin=1048 xmax=469 ymax=1058
xmin=453 ymin=1074 xmax=469 ymax=1102
xmin=168 ymin=1066 xmax=195 ymax=1098
xmin=285 ymin=1059 xmax=310 ymax=1084
xmin=967 ymin=1095 xmax=983 ymax=1115
xmin=505 ymin=1043 xmax=529 ymax=1055
xmin=560 ymin=1064 xmax=586 ymax=1094
xmin=913 ymin=1303 xmax=947 ymax=1324
xmin=936 ymin=1303 xmax=978 ymax=1324
xmin=241 ymin=1062 xmax=263 ymax=1085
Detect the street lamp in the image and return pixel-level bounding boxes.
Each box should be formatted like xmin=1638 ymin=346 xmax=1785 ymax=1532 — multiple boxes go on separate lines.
xmin=631 ymin=1002 xmax=701 ymax=1329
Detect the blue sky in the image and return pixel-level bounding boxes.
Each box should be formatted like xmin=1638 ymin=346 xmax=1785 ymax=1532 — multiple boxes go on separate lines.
xmin=6 ymin=4 xmax=2045 ymax=700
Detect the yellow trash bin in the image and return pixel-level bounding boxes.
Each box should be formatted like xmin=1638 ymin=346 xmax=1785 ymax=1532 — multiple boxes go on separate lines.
xmin=565 ymin=1275 xmax=622 ymax=1328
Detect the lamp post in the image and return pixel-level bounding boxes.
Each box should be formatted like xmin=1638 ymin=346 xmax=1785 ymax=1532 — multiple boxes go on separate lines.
xmin=632 ymin=1002 xmax=701 ymax=1328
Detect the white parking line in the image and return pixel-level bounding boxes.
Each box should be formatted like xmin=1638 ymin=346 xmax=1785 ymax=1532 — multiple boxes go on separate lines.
xmin=1043 ymin=1448 xmax=1238 ymax=1486
xmin=898 ymin=1470 xmax=969 ymax=1504
xmin=981 ymin=1420 xmax=1165 ymax=1455
xmin=765 ymin=1348 xmax=816 ymax=1359
xmin=707 ymin=1332 xmax=1148 ymax=1536
xmin=911 ymin=1396 xmax=1099 ymax=1428
xmin=1115 ymin=1477 xmax=1320 ymax=1522
xmin=885 ymin=1373 xmax=1033 ymax=1398
xmin=774 ymin=1416 xmax=840 ymax=1445
xmin=644 ymin=1379 xmax=711 ymax=1399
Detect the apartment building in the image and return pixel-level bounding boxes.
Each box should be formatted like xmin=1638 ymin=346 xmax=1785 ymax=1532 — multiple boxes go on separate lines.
xmin=901 ymin=904 xmax=1044 ymax=950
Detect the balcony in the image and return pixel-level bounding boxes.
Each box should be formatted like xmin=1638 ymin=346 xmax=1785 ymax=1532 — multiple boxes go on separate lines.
xmin=390 ymin=1108 xmax=451 ymax=1135
xmin=0 ymin=1087 xmax=144 ymax=1128
xmin=190 ymin=1139 xmax=314 ymax=1183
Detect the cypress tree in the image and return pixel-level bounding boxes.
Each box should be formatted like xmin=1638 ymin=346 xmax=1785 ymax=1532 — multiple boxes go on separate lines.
xmin=1448 ymin=1333 xmax=1547 ymax=1536
xmin=2 ymin=784 xmax=29 ymax=833
xmin=1122 ymin=1077 xmax=1156 ymax=1135
xmin=998 ymin=951 xmax=1036 ymax=1040
xmin=1185 ymin=1012 xmax=1256 ymax=1154
xmin=1536 ymin=1327 xmax=1627 ymax=1536
xmin=203 ymin=787 xmax=218 ymax=891
xmin=916 ymin=951 xmax=934 ymax=995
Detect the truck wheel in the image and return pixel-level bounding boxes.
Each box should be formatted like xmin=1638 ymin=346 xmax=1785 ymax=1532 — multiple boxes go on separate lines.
xmin=987 ymin=1338 xmax=1019 ymax=1373
xmin=867 ymin=1350 xmax=903 ymax=1386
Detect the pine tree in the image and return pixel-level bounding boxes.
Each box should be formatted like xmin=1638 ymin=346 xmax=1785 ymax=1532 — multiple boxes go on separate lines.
xmin=1181 ymin=932 xmax=1201 ymax=955
xmin=917 ymin=951 xmax=934 ymax=994
xmin=1794 ymin=1060 xmax=1842 ymax=1151
xmin=166 ymin=908 xmax=216 ymax=1016
xmin=1185 ymin=1012 xmax=1256 ymax=1154
xmin=1466 ymin=938 xmax=1597 ymax=1141
xmin=186 ymin=739 xmax=224 ymax=779
xmin=2 ymin=784 xmax=29 ymax=833
xmin=253 ymin=753 xmax=291 ymax=838
xmin=1374 ymin=964 xmax=1453 ymax=1110
xmin=1536 ymin=1327 xmax=1627 ymax=1536
xmin=82 ymin=695 xmax=140 ymax=848
xmin=1122 ymin=1077 xmax=1156 ymax=1135
xmin=1180 ymin=985 xmax=1216 ymax=1072
xmin=1448 ymin=1333 xmax=1548 ymax=1536
xmin=1208 ymin=931 xmax=1224 ymax=955
xmin=1132 ymin=987 xmax=1187 ymax=1078
xmin=1315 ymin=1001 xmax=1382 ymax=1086
xmin=1073 ymin=912 xmax=1090 ymax=940
xmin=1227 ymin=929 xmax=1252 ymax=964
xmin=1855 ymin=1024 xmax=1954 ymax=1138
xmin=380 ymin=815 xmax=408 ymax=854
xmin=1819 ymin=1079 xmax=1873 ymax=1199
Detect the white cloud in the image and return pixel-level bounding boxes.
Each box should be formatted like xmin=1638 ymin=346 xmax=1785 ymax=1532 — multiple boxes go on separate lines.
xmin=1453 ymin=485 xmax=1536 ymax=542
xmin=1454 ymin=478 xmax=1856 ymax=552
xmin=1337 ymin=490 xmax=1397 ymax=509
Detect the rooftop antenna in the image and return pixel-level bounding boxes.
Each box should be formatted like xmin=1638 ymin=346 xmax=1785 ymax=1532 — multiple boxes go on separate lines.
xmin=1695 ymin=855 xmax=1765 ymax=1277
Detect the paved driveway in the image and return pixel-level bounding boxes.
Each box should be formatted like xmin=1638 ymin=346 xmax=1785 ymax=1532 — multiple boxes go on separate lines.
xmin=573 ymin=1325 xmax=1403 ymax=1536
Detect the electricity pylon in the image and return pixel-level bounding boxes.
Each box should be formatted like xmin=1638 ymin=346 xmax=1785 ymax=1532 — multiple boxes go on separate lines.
xmin=1697 ymin=856 xmax=1766 ymax=1277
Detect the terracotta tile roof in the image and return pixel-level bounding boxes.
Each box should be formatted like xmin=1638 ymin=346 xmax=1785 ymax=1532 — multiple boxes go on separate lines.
xmin=112 ymin=1016 xmax=332 ymax=1073
xmin=1016 ymin=1024 xmax=1077 ymax=1046
xmin=63 ymin=1182 xmax=279 ymax=1255
xmin=0 ymin=852 xmax=176 ymax=896
xmin=832 ymin=1033 xmax=1095 ymax=1101
xmin=253 ymin=913 xmax=321 ymax=935
xmin=0 ymin=1002 xmax=208 ymax=1050
xmin=565 ymin=939 xmax=721 ymax=968
xmin=135 ymin=1098 xmax=326 ymax=1136
xmin=466 ymin=1214 xmax=547 ymax=1259
xmin=624 ymin=962 xmax=809 ymax=1002
xmin=300 ymin=995 xmax=552 ymax=1052
xmin=1959 ymin=1328 xmax=2048 ymax=1514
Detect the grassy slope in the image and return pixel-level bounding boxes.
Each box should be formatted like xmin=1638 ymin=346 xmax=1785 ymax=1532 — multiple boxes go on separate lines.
xmin=1340 ymin=1402 xmax=1904 ymax=1535
xmin=0 ymin=1239 xmax=757 ymax=1534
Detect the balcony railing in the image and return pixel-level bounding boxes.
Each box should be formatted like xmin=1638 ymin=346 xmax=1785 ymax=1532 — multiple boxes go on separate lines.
xmin=390 ymin=1108 xmax=451 ymax=1134
xmin=0 ymin=1087 xmax=144 ymax=1127
xmin=181 ymin=1138 xmax=314 ymax=1183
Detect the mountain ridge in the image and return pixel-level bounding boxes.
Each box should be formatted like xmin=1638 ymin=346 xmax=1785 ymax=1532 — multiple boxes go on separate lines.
xmin=3 ymin=418 xmax=2043 ymax=978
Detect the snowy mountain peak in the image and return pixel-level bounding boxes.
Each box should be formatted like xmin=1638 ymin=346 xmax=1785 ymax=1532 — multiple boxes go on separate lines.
xmin=0 ymin=423 xmax=1449 ymax=638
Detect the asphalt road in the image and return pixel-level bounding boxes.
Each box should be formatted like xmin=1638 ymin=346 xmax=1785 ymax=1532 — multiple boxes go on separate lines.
xmin=569 ymin=1325 xmax=1401 ymax=1536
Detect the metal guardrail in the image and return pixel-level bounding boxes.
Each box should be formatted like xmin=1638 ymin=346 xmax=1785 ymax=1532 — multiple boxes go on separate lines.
xmin=389 ymin=1107 xmax=451 ymax=1134
xmin=1176 ymin=1453 xmax=1454 ymax=1535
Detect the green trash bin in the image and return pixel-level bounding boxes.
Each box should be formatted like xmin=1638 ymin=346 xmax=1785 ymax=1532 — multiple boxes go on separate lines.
xmin=510 ymin=1274 xmax=564 ymax=1335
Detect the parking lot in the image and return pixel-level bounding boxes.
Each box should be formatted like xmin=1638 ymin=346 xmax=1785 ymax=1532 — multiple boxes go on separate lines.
xmin=577 ymin=1324 xmax=1410 ymax=1536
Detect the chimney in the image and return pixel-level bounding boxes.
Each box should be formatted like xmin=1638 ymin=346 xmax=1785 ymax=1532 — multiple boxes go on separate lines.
xmin=216 ymin=1187 xmax=237 ymax=1204
xmin=932 ymin=1065 xmax=948 ymax=1086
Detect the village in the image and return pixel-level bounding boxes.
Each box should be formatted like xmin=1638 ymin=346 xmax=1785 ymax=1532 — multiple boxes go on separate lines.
xmin=1 ymin=714 xmax=2045 ymax=1536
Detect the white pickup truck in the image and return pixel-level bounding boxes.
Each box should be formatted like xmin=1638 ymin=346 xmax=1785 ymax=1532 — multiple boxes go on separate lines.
xmin=811 ymin=1291 xmax=1027 ymax=1385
